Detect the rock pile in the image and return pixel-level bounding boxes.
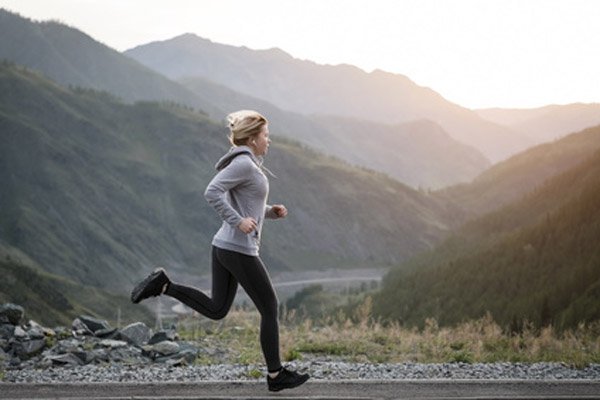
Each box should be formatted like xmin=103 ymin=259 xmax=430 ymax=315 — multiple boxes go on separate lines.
xmin=0 ymin=303 xmax=198 ymax=370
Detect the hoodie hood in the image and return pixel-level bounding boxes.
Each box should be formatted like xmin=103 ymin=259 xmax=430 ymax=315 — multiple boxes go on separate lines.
xmin=214 ymin=146 xmax=277 ymax=178
xmin=215 ymin=146 xmax=262 ymax=171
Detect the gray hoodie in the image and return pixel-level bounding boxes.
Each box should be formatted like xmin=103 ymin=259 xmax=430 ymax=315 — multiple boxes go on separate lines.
xmin=204 ymin=146 xmax=277 ymax=256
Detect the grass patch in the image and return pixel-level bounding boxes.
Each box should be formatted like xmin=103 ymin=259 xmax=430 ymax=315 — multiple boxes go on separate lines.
xmin=175 ymin=304 xmax=600 ymax=367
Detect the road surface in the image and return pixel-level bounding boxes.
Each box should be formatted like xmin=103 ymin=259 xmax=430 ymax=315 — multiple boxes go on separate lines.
xmin=2 ymin=380 xmax=600 ymax=399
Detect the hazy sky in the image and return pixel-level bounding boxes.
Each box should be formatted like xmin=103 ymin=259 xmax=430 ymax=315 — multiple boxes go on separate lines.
xmin=2 ymin=0 xmax=599 ymax=109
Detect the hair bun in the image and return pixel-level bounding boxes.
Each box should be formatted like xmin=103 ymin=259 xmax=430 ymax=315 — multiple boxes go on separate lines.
xmin=227 ymin=110 xmax=256 ymax=131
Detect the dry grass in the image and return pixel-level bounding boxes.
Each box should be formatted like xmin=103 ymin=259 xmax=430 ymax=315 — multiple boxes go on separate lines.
xmin=177 ymin=298 xmax=600 ymax=368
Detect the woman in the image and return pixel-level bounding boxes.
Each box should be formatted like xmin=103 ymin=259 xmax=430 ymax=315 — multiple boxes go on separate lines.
xmin=130 ymin=110 xmax=309 ymax=392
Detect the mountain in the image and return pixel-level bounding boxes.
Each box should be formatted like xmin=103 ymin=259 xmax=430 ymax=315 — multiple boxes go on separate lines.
xmin=0 ymin=9 xmax=491 ymax=189
xmin=0 ymin=63 xmax=459 ymax=293
xmin=178 ymin=76 xmax=490 ymax=189
xmin=126 ymin=33 xmax=532 ymax=162
xmin=0 ymin=242 xmax=153 ymax=327
xmin=308 ymin=116 xmax=490 ymax=189
xmin=438 ymin=125 xmax=600 ymax=217
xmin=0 ymin=8 xmax=222 ymax=116
xmin=373 ymin=144 xmax=600 ymax=330
xmin=477 ymin=103 xmax=600 ymax=144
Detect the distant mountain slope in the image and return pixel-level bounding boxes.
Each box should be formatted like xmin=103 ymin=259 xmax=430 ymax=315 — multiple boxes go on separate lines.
xmin=179 ymin=77 xmax=490 ymax=189
xmin=0 ymin=63 xmax=458 ymax=292
xmin=126 ymin=33 xmax=531 ymax=162
xmin=0 ymin=9 xmax=490 ymax=189
xmin=438 ymin=125 xmax=600 ymax=217
xmin=477 ymin=103 xmax=600 ymax=144
xmin=374 ymin=148 xmax=600 ymax=330
xmin=308 ymin=116 xmax=490 ymax=189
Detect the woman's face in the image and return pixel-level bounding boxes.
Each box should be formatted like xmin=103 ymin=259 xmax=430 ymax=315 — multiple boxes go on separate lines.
xmin=251 ymin=123 xmax=271 ymax=156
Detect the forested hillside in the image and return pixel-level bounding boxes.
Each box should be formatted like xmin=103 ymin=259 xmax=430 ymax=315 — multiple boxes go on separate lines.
xmin=0 ymin=243 xmax=152 ymax=326
xmin=374 ymin=146 xmax=600 ymax=330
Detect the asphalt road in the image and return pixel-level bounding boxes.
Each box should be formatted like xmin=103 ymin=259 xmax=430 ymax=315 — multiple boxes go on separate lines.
xmin=2 ymin=380 xmax=600 ymax=399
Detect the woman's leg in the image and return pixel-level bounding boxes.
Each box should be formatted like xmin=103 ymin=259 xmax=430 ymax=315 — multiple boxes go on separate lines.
xmin=214 ymin=247 xmax=282 ymax=373
xmin=165 ymin=247 xmax=238 ymax=320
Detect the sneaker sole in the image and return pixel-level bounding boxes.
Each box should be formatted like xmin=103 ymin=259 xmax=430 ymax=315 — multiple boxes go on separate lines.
xmin=268 ymin=375 xmax=309 ymax=392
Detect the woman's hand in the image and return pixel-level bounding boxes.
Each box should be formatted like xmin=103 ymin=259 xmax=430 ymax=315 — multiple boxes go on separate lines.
xmin=238 ymin=217 xmax=258 ymax=234
xmin=271 ymin=204 xmax=288 ymax=219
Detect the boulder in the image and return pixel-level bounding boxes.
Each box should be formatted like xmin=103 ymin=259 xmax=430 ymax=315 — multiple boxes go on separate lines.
xmin=119 ymin=322 xmax=151 ymax=347
xmin=155 ymin=347 xmax=198 ymax=366
xmin=71 ymin=350 xmax=95 ymax=365
xmin=0 ymin=304 xmax=24 ymax=325
xmin=14 ymin=339 xmax=46 ymax=359
xmin=0 ymin=324 xmax=15 ymax=339
xmin=13 ymin=326 xmax=27 ymax=339
xmin=148 ymin=329 xmax=178 ymax=345
xmin=148 ymin=340 xmax=180 ymax=356
xmin=45 ymin=353 xmax=84 ymax=366
xmin=25 ymin=321 xmax=46 ymax=339
xmin=95 ymin=327 xmax=118 ymax=338
xmin=78 ymin=316 xmax=111 ymax=334
xmin=71 ymin=318 xmax=93 ymax=336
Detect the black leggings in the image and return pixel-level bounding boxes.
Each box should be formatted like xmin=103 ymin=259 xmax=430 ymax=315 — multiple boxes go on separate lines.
xmin=165 ymin=246 xmax=281 ymax=372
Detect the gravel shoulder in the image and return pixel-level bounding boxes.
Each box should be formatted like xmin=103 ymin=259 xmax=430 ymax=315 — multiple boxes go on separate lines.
xmin=4 ymin=360 xmax=600 ymax=383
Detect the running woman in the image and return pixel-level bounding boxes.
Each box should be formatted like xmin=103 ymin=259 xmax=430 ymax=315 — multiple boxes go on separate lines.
xmin=131 ymin=110 xmax=309 ymax=392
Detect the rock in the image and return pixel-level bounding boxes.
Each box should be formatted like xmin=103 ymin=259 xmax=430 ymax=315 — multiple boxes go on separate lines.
xmin=148 ymin=329 xmax=178 ymax=345
xmin=13 ymin=326 xmax=27 ymax=339
xmin=95 ymin=327 xmax=118 ymax=338
xmin=154 ymin=342 xmax=198 ymax=365
xmin=155 ymin=348 xmax=198 ymax=365
xmin=45 ymin=353 xmax=84 ymax=366
xmin=25 ymin=321 xmax=45 ymax=340
xmin=71 ymin=350 xmax=95 ymax=365
xmin=78 ymin=316 xmax=111 ymax=334
xmin=150 ymin=340 xmax=180 ymax=356
xmin=92 ymin=348 xmax=110 ymax=363
xmin=99 ymin=339 xmax=128 ymax=349
xmin=71 ymin=318 xmax=93 ymax=336
xmin=0 ymin=324 xmax=15 ymax=339
xmin=119 ymin=322 xmax=151 ymax=347
xmin=14 ymin=339 xmax=46 ymax=359
xmin=53 ymin=326 xmax=71 ymax=339
xmin=0 ymin=303 xmax=24 ymax=325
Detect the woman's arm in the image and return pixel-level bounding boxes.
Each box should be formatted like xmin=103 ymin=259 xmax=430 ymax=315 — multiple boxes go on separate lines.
xmin=204 ymin=157 xmax=251 ymax=228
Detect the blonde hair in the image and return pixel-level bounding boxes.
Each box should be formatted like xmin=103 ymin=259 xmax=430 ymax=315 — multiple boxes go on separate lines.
xmin=226 ymin=110 xmax=268 ymax=146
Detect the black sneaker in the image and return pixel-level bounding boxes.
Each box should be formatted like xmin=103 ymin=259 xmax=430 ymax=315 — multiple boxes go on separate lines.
xmin=267 ymin=367 xmax=310 ymax=392
xmin=130 ymin=268 xmax=170 ymax=304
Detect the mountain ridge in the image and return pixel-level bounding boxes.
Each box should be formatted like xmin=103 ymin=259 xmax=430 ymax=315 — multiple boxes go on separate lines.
xmin=438 ymin=124 xmax=600 ymax=217
xmin=126 ymin=33 xmax=532 ymax=162
xmin=477 ymin=103 xmax=600 ymax=144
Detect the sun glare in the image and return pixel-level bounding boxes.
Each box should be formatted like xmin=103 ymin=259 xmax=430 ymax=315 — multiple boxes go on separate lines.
xmin=0 ymin=0 xmax=598 ymax=108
